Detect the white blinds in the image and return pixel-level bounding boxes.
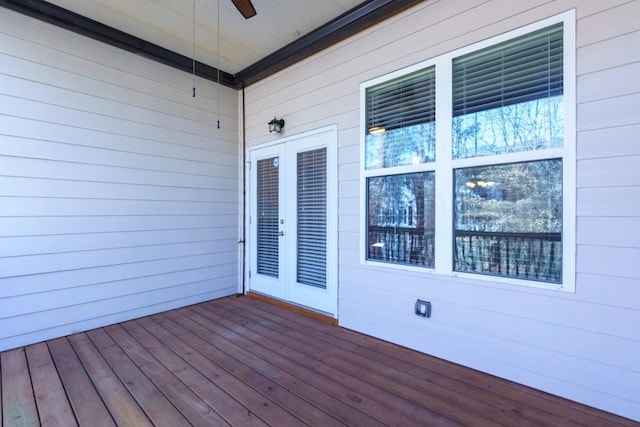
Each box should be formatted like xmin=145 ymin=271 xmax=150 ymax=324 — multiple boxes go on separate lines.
xmin=297 ymin=148 xmax=327 ymax=289
xmin=257 ymin=158 xmax=279 ymax=278
xmin=453 ymin=23 xmax=563 ymax=117
xmin=366 ymin=66 xmax=436 ymax=132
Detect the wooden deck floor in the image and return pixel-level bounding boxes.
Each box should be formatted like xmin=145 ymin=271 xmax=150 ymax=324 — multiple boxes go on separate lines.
xmin=1 ymin=296 xmax=637 ymax=427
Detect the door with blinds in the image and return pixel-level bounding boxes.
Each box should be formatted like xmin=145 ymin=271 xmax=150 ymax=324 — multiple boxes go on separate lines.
xmin=248 ymin=127 xmax=337 ymax=316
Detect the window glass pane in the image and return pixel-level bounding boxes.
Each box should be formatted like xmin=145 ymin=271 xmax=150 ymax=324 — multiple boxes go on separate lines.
xmin=452 ymin=96 xmax=563 ymax=158
xmin=257 ymin=157 xmax=279 ymax=277
xmin=366 ymin=123 xmax=436 ymax=169
xmin=452 ymin=24 xmax=563 ymax=159
xmin=365 ymin=67 xmax=436 ymax=169
xmin=297 ymin=148 xmax=327 ymax=289
xmin=453 ymin=160 xmax=562 ymax=283
xmin=367 ymin=172 xmax=435 ymax=267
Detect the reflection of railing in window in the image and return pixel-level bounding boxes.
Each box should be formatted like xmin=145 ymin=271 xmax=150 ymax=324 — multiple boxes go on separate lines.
xmin=454 ymin=230 xmax=562 ymax=283
xmin=368 ymin=226 xmax=434 ymax=267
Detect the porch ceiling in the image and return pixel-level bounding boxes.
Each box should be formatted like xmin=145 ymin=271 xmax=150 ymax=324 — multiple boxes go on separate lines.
xmin=0 ymin=0 xmax=426 ymax=88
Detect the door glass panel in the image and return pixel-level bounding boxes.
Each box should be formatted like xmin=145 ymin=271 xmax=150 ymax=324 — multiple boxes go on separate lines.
xmin=297 ymin=148 xmax=327 ymax=288
xmin=257 ymin=157 xmax=279 ymax=277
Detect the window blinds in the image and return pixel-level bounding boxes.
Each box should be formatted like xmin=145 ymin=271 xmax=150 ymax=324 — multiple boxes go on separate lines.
xmin=297 ymin=148 xmax=327 ymax=289
xmin=257 ymin=158 xmax=279 ymax=278
xmin=366 ymin=66 xmax=435 ymax=132
xmin=452 ymin=23 xmax=563 ymax=117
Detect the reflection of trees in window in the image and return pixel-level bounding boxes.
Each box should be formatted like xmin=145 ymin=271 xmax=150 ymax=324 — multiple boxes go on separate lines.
xmin=368 ymin=173 xmax=435 ymax=267
xmin=452 ymin=23 xmax=564 ymax=160
xmin=366 ymin=122 xmax=436 ymax=169
xmin=454 ymin=160 xmax=562 ymax=283
xmin=365 ymin=66 xmax=436 ymax=170
xmin=449 ymin=23 xmax=564 ymax=284
xmin=453 ymin=96 xmax=563 ymax=159
xmin=361 ymin=19 xmax=569 ymax=287
xmin=455 ymin=160 xmax=562 ymax=233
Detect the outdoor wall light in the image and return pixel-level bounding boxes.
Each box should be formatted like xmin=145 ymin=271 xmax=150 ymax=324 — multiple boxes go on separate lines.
xmin=268 ymin=117 xmax=285 ymax=133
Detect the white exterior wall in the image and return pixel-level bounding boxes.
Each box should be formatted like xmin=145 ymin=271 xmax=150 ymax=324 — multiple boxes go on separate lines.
xmin=0 ymin=8 xmax=239 ymax=351
xmin=244 ymin=0 xmax=640 ymax=421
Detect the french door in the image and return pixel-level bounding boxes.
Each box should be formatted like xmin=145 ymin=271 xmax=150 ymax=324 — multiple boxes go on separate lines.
xmin=248 ymin=127 xmax=337 ymax=316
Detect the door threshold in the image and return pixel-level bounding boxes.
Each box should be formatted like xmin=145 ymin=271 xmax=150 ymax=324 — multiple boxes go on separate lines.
xmin=245 ymin=292 xmax=338 ymax=326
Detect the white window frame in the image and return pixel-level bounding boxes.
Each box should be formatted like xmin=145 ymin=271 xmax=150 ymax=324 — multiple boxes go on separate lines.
xmin=359 ymin=11 xmax=576 ymax=292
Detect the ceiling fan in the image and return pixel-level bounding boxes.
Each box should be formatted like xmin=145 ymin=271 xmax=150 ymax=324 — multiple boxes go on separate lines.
xmin=231 ymin=0 xmax=257 ymax=19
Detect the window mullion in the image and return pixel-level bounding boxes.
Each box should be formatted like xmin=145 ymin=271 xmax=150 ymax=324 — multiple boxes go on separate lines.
xmin=451 ymin=147 xmax=564 ymax=169
xmin=434 ymin=57 xmax=453 ymax=275
xmin=562 ymin=12 xmax=577 ymax=291
xmin=363 ymin=163 xmax=435 ymax=178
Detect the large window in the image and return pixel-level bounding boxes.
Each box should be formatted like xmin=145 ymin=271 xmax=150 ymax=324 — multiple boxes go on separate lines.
xmin=361 ymin=13 xmax=575 ymax=290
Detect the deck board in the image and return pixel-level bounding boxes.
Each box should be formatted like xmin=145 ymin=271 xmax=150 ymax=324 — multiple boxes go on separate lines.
xmin=103 ymin=323 xmax=229 ymax=427
xmin=25 ymin=343 xmax=78 ymax=427
xmin=1 ymin=348 xmax=39 ymax=427
xmin=124 ymin=318 xmax=268 ymax=427
xmin=172 ymin=308 xmax=346 ymax=427
xmin=0 ymin=295 xmax=638 ymax=426
xmin=156 ymin=311 xmax=307 ymax=426
xmin=152 ymin=310 xmax=375 ymax=427
xmin=189 ymin=303 xmax=460 ymax=426
xmin=68 ymin=333 xmax=152 ymax=427
xmin=85 ymin=328 xmax=190 ymax=427
xmin=207 ymin=300 xmax=534 ymax=426
xmin=47 ymin=337 xmax=116 ymax=427
xmin=177 ymin=306 xmax=396 ymax=426
xmin=239 ymin=295 xmax=631 ymax=427
xmin=231 ymin=297 xmax=587 ymax=427
xmin=206 ymin=299 xmax=544 ymax=427
xmin=177 ymin=306 xmax=414 ymax=426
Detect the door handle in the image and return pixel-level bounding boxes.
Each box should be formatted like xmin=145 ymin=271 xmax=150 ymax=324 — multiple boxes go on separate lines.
xmin=278 ymin=231 xmax=285 ymax=236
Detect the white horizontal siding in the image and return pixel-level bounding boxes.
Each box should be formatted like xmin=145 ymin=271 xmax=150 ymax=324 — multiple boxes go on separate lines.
xmin=338 ymin=299 xmax=639 ymax=420
xmin=579 ymin=155 xmax=640 ymax=189
xmin=0 ymin=228 xmax=237 ymax=258
xmin=0 ymin=215 xmax=237 ymax=237
xmin=0 ymin=7 xmax=239 ymax=351
xmin=244 ymin=0 xmax=640 ymax=421
xmin=1 ymin=254 xmax=226 ymax=298
xmin=578 ymin=124 xmax=640 ymax=159
xmin=578 ymin=187 xmax=640 ymax=217
xmin=577 ymin=62 xmax=640 ymax=104
xmin=339 ymin=282 xmax=640 ymax=385
xmin=578 ymin=217 xmax=640 ymax=247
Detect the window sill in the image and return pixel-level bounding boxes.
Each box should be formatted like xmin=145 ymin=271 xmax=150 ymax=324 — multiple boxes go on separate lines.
xmin=361 ymin=258 xmax=574 ymax=293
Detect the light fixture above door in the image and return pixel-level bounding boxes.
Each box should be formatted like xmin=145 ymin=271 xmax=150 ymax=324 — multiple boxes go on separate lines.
xmin=268 ymin=117 xmax=285 ymax=133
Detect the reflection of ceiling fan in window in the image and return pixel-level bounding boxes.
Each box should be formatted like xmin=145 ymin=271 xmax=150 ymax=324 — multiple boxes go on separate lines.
xmin=231 ymin=0 xmax=257 ymax=19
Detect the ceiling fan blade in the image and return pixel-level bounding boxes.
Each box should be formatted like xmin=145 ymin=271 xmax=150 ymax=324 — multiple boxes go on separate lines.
xmin=231 ymin=0 xmax=257 ymax=19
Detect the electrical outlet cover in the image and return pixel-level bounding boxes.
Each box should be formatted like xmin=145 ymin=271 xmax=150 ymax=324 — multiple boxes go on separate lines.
xmin=414 ymin=299 xmax=431 ymax=318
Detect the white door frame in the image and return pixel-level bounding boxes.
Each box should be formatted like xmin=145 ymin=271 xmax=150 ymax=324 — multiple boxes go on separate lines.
xmin=245 ymin=125 xmax=338 ymax=317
